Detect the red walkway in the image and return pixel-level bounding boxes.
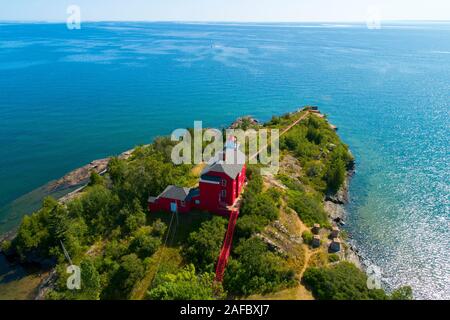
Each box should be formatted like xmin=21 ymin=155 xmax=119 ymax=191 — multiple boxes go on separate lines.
xmin=215 ymin=209 xmax=239 ymax=282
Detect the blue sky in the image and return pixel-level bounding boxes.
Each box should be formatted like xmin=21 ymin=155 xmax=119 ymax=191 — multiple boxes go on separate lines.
xmin=1 ymin=0 xmax=449 ymax=22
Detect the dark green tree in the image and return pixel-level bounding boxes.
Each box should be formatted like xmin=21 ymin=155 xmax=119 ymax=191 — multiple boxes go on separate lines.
xmin=122 ymin=198 xmax=146 ymax=234
xmin=129 ymin=226 xmax=161 ymax=259
xmin=103 ymin=253 xmax=145 ymax=299
xmin=224 ymin=237 xmax=295 ymax=295
xmin=324 ymin=156 xmax=346 ymax=193
xmin=185 ymin=216 xmax=227 ymax=272
xmin=390 ymin=286 xmax=413 ymax=300
xmin=80 ymin=259 xmax=102 ymax=300
xmin=88 ymin=171 xmax=105 ymax=187
xmin=235 ymin=214 xmax=266 ymax=240
xmin=302 ymin=262 xmax=388 ymax=300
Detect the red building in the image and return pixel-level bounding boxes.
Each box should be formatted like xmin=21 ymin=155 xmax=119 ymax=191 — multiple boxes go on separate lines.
xmin=148 ymin=140 xmax=246 ymax=217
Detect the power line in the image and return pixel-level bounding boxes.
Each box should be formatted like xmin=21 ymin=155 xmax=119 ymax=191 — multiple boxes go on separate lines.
xmin=60 ymin=240 xmax=73 ymax=266
xmin=149 ymin=210 xmax=176 ymax=290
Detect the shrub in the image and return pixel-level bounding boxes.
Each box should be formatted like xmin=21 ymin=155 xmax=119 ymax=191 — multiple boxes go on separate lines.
xmin=150 ymin=219 xmax=167 ymax=237
xmin=88 ymin=171 xmax=105 ymax=187
xmin=278 ymin=174 xmax=304 ymax=192
xmin=324 ymin=156 xmax=346 ymax=193
xmin=287 ymin=191 xmax=328 ymax=227
xmin=241 ymin=193 xmax=279 ymax=221
xmin=0 ymin=240 xmax=11 ymax=253
xmin=79 ymin=259 xmax=102 ymax=300
xmin=266 ymin=187 xmax=282 ymax=205
xmin=328 ymin=253 xmax=340 ymax=263
xmin=102 ymin=254 xmax=145 ymax=299
xmin=306 ymin=127 xmax=323 ymax=145
xmin=121 ymin=199 xmax=147 ymax=235
xmin=147 ymin=264 xmax=222 ymax=300
xmin=302 ymin=262 xmax=388 ymax=300
xmin=224 ymin=237 xmax=295 ymax=295
xmin=302 ymin=230 xmax=313 ymax=245
xmin=185 ymin=216 xmax=228 ymax=272
xmin=235 ymin=214 xmax=267 ymax=240
xmin=12 ymin=197 xmax=85 ymax=261
xmin=390 ymin=286 xmax=413 ymax=300
xmin=129 ymin=227 xmax=161 ymax=259
xmin=323 ymin=145 xmax=353 ymax=193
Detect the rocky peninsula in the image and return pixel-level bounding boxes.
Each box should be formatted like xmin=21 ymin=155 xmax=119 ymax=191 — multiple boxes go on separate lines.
xmin=1 ymin=107 xmax=372 ymax=300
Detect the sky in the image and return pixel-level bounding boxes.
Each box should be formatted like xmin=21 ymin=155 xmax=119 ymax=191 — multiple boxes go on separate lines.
xmin=0 ymin=0 xmax=449 ymax=22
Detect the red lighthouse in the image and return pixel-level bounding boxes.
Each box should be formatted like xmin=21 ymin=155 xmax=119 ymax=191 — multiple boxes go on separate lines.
xmin=148 ymin=137 xmax=246 ymax=217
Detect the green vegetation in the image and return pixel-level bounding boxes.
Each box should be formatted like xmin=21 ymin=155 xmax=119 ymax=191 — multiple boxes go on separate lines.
xmin=265 ymin=111 xmax=410 ymax=300
xmin=88 ymin=171 xmax=105 ymax=187
xmin=324 ymin=145 xmax=351 ymax=193
xmin=224 ymin=237 xmax=295 ymax=296
xmin=302 ymin=230 xmax=313 ymax=245
xmin=268 ymin=113 xmax=353 ymax=231
xmin=147 ymin=264 xmax=222 ymax=300
xmin=236 ymin=168 xmax=279 ymax=239
xmin=279 ymin=115 xmax=353 ymax=194
xmin=14 ymin=196 xmax=88 ymax=262
xmin=288 ymin=190 xmax=328 ymax=227
xmin=129 ymin=226 xmax=163 ymax=260
xmin=185 ymin=216 xmax=228 ymax=273
xmin=328 ymin=253 xmax=340 ymax=263
xmin=225 ymin=166 xmax=295 ymax=296
xmin=390 ymin=286 xmax=414 ymax=300
xmin=7 ymin=109 xmax=408 ymax=301
xmin=102 ymin=253 xmax=146 ymax=299
xmin=0 ymin=239 xmax=12 ymax=253
xmin=303 ymin=262 xmax=413 ymax=300
xmin=10 ymin=137 xmax=197 ymax=300
xmin=303 ymin=262 xmax=388 ymax=300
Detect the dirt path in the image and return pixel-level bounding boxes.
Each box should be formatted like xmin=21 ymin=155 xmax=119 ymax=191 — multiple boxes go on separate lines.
xmin=130 ymin=247 xmax=183 ymax=300
xmin=249 ymin=111 xmax=310 ymax=162
xmin=130 ymin=248 xmax=165 ymax=300
xmin=299 ymin=248 xmax=312 ymax=278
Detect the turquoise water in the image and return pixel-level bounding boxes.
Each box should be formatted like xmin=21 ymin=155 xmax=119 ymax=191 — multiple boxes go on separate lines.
xmin=0 ymin=22 xmax=449 ymax=299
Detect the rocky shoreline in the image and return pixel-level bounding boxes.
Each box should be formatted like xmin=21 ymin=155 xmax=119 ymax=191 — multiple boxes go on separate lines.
xmin=0 ymin=148 xmax=136 ymax=243
xmin=0 ymin=228 xmax=17 ymax=244
xmin=1 ymin=111 xmax=365 ymax=299
xmin=323 ymin=161 xmax=363 ymax=269
xmin=0 ymin=147 xmax=138 ymax=299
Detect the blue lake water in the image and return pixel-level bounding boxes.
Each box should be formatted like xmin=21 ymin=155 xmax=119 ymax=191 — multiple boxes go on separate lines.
xmin=0 ymin=22 xmax=449 ymax=299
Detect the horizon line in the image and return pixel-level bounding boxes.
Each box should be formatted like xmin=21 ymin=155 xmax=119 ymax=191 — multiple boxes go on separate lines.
xmin=1 ymin=19 xmax=450 ymax=24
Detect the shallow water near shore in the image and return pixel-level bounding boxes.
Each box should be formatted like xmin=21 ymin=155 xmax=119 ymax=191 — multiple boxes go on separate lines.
xmin=0 ymin=253 xmax=46 ymax=300
xmin=0 ymin=22 xmax=449 ymax=299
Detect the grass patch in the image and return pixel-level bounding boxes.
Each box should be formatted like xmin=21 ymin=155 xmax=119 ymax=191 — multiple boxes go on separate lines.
xmin=147 ymin=210 xmax=214 ymax=247
xmin=130 ymin=247 xmax=183 ymax=300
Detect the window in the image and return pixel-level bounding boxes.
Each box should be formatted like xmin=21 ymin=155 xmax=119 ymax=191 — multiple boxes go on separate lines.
xmin=221 ymin=179 xmax=227 ymax=187
xmin=195 ymin=200 xmax=200 ymax=205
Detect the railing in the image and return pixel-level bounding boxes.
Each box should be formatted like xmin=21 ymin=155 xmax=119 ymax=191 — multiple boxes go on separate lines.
xmin=219 ymin=201 xmax=229 ymax=208
xmin=215 ymin=209 xmax=239 ymax=282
